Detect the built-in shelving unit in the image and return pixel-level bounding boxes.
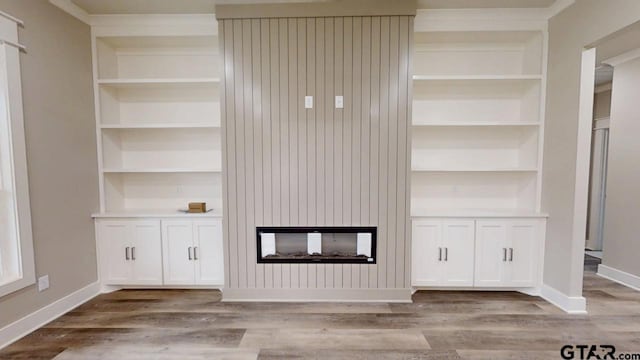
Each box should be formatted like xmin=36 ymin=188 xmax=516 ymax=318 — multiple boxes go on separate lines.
xmin=93 ymin=34 xmax=222 ymax=217
xmin=411 ymin=30 xmax=546 ymax=217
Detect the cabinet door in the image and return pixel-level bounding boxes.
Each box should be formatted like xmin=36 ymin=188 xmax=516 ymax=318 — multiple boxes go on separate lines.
xmin=441 ymin=220 xmax=475 ymax=287
xmin=193 ymin=219 xmax=224 ymax=285
xmin=474 ymin=221 xmax=508 ymax=287
xmin=506 ymin=221 xmax=539 ymax=287
xmin=412 ymin=220 xmax=442 ymax=286
xmin=130 ymin=220 xmax=163 ymax=285
xmin=98 ymin=220 xmax=132 ymax=285
xmin=162 ymin=220 xmax=195 ymax=285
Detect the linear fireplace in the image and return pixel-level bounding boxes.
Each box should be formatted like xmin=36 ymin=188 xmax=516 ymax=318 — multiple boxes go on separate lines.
xmin=256 ymin=227 xmax=377 ymax=264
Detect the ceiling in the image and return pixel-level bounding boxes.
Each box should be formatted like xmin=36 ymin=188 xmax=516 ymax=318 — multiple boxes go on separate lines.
xmin=69 ymin=0 xmax=560 ymax=15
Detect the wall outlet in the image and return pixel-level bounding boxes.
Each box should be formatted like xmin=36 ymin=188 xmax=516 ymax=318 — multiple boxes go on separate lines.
xmin=335 ymin=95 xmax=344 ymax=109
xmin=38 ymin=275 xmax=49 ymax=292
xmin=304 ymin=96 xmax=313 ymax=109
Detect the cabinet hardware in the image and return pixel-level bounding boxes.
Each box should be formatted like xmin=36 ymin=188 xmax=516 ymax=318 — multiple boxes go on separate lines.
xmin=438 ymin=247 xmax=442 ymax=261
xmin=503 ymin=248 xmax=507 ymax=262
xmin=132 ymin=247 xmax=136 ymax=260
xmin=125 ymin=247 xmax=130 ymax=260
xmin=188 ymin=247 xmax=193 ymax=260
xmin=444 ymin=247 xmax=448 ymax=261
xmin=194 ymin=247 xmax=199 ymax=260
xmin=509 ymin=248 xmax=513 ymax=262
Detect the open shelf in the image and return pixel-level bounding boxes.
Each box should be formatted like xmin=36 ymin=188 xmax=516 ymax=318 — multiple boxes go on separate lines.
xmin=413 ymin=75 xmax=542 ymax=81
xmin=103 ymin=168 xmax=221 ymax=173
xmin=96 ymin=35 xmax=219 ymax=80
xmin=101 ymin=127 xmax=221 ymax=171
xmin=414 ymin=31 xmax=543 ymax=77
xmin=411 ymin=171 xmax=538 ymax=215
xmin=98 ymin=81 xmax=219 ymax=126
xmin=412 ymin=126 xmax=538 ymax=170
xmin=413 ymin=78 xmax=541 ymax=124
xmin=98 ymin=78 xmax=220 ymax=87
xmin=100 ymin=123 xmax=220 ymax=129
xmin=412 ymin=122 xmax=540 ymax=127
xmin=103 ymin=172 xmax=222 ymax=214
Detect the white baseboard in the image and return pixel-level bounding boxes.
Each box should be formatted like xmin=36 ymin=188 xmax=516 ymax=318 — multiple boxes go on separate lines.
xmin=0 ymin=281 xmax=100 ymax=349
xmin=597 ymin=264 xmax=640 ymax=291
xmin=540 ymin=284 xmax=587 ymax=314
xmin=222 ymin=288 xmax=412 ymax=302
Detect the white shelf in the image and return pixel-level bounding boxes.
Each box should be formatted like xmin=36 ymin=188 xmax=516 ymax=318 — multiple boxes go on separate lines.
xmin=103 ymin=168 xmax=221 ymax=173
xmin=413 ymin=75 xmax=542 ymax=81
xmin=412 ymin=122 xmax=540 ymax=127
xmin=98 ymin=78 xmax=220 ymax=87
xmin=92 ymin=210 xmax=223 ymax=219
xmin=411 ymin=168 xmax=538 ymax=173
xmin=100 ymin=123 xmax=220 ymax=129
xmin=411 ymin=208 xmax=548 ymax=218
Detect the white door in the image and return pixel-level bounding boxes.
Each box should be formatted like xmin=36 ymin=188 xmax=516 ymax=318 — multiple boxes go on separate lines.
xmin=440 ymin=220 xmax=475 ymax=287
xmin=474 ymin=221 xmax=508 ymax=287
xmin=162 ymin=220 xmax=195 ymax=285
xmin=194 ymin=219 xmax=224 ymax=285
xmin=507 ymin=221 xmax=539 ymax=287
xmin=130 ymin=220 xmax=163 ymax=285
xmin=412 ymin=220 xmax=442 ymax=286
xmin=98 ymin=220 xmax=132 ymax=285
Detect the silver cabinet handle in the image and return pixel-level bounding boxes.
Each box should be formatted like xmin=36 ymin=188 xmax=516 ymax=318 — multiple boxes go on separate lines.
xmin=503 ymin=248 xmax=507 ymax=262
xmin=444 ymin=247 xmax=448 ymax=261
xmin=509 ymin=248 xmax=514 ymax=262
xmin=194 ymin=247 xmax=198 ymax=260
xmin=438 ymin=247 xmax=442 ymax=261
xmin=125 ymin=247 xmax=130 ymax=260
xmin=188 ymin=246 xmax=193 ymax=260
xmin=131 ymin=247 xmax=136 ymax=261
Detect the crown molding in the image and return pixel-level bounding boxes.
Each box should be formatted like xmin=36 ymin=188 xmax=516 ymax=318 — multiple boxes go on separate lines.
xmin=603 ymin=48 xmax=640 ymax=67
xmin=546 ymin=0 xmax=575 ymax=19
xmin=415 ymin=8 xmax=548 ymax=32
xmin=49 ymin=0 xmax=91 ymax=24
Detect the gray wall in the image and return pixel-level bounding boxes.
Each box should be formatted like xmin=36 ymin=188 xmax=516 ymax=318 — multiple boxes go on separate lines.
xmin=220 ymin=16 xmax=413 ymax=292
xmin=601 ymin=56 xmax=640 ymax=277
xmin=0 ymin=0 xmax=98 ymax=327
xmin=543 ymin=0 xmax=640 ymax=296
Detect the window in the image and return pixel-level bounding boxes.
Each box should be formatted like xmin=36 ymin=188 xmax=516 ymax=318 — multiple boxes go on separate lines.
xmin=0 ymin=11 xmax=35 ymax=298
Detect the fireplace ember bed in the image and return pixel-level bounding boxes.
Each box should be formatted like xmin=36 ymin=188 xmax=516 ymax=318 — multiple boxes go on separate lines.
xmin=256 ymin=226 xmax=377 ymax=264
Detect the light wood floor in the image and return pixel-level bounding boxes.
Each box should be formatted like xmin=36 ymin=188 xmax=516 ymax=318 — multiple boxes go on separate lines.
xmin=1 ymin=255 xmax=639 ymax=359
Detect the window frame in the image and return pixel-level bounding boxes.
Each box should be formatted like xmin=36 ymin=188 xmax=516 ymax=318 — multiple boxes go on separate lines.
xmin=0 ymin=11 xmax=35 ymax=298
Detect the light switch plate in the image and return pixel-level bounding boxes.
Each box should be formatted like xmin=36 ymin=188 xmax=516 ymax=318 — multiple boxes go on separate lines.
xmin=335 ymin=95 xmax=344 ymax=109
xmin=305 ymin=96 xmax=313 ymax=109
xmin=38 ymin=275 xmax=49 ymax=292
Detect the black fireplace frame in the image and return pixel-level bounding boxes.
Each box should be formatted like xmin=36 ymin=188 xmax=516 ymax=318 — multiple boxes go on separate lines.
xmin=256 ymin=226 xmax=377 ymax=264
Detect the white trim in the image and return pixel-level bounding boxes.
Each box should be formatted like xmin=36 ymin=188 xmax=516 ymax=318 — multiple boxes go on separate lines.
xmin=0 ymin=11 xmax=23 ymax=26
xmin=49 ymin=0 xmax=91 ymax=25
xmin=540 ymin=284 xmax=587 ymax=314
xmin=414 ymin=8 xmax=548 ymax=32
xmin=597 ymin=265 xmax=640 ymax=291
xmin=222 ymin=288 xmax=412 ymax=303
xmin=0 ymin=282 xmax=100 ymax=349
xmin=603 ymin=48 xmax=640 ymax=67
xmin=546 ymin=0 xmax=575 ymax=19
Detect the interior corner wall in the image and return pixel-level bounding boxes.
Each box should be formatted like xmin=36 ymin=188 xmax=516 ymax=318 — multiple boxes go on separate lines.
xmin=0 ymin=1 xmax=99 ymax=327
xmin=543 ymin=0 xmax=640 ymax=296
xmin=220 ymin=16 xmax=413 ymax=292
xmin=601 ymin=56 xmax=640 ymax=278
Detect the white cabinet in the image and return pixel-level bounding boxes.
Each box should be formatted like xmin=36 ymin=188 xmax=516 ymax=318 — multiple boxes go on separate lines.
xmin=412 ymin=219 xmax=475 ymax=287
xmin=474 ymin=219 xmax=542 ymax=287
xmin=162 ymin=219 xmax=224 ymax=286
xmin=98 ymin=218 xmax=224 ymax=287
xmin=412 ymin=218 xmax=543 ymax=289
xmin=98 ymin=220 xmax=163 ymax=285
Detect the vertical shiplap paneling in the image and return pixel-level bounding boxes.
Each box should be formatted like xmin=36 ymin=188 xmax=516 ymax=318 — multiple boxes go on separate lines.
xmin=259 ymin=18 xmax=272 ymax=289
xmin=269 ymin=18 xmax=282 ymax=288
xmin=396 ymin=16 xmax=410 ymax=287
xmin=359 ymin=16 xmax=372 ymax=288
xmin=220 ymin=22 xmax=231 ymax=288
xmin=220 ymin=16 xmax=413 ymax=292
xmin=404 ymin=17 xmax=414 ymax=288
xmin=241 ymin=19 xmax=254 ymax=289
xmin=369 ymin=17 xmax=381 ymax=288
xmin=387 ymin=16 xmax=400 ymax=286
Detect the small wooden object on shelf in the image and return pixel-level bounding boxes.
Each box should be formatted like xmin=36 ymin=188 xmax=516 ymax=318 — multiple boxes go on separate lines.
xmin=188 ymin=202 xmax=207 ymax=213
